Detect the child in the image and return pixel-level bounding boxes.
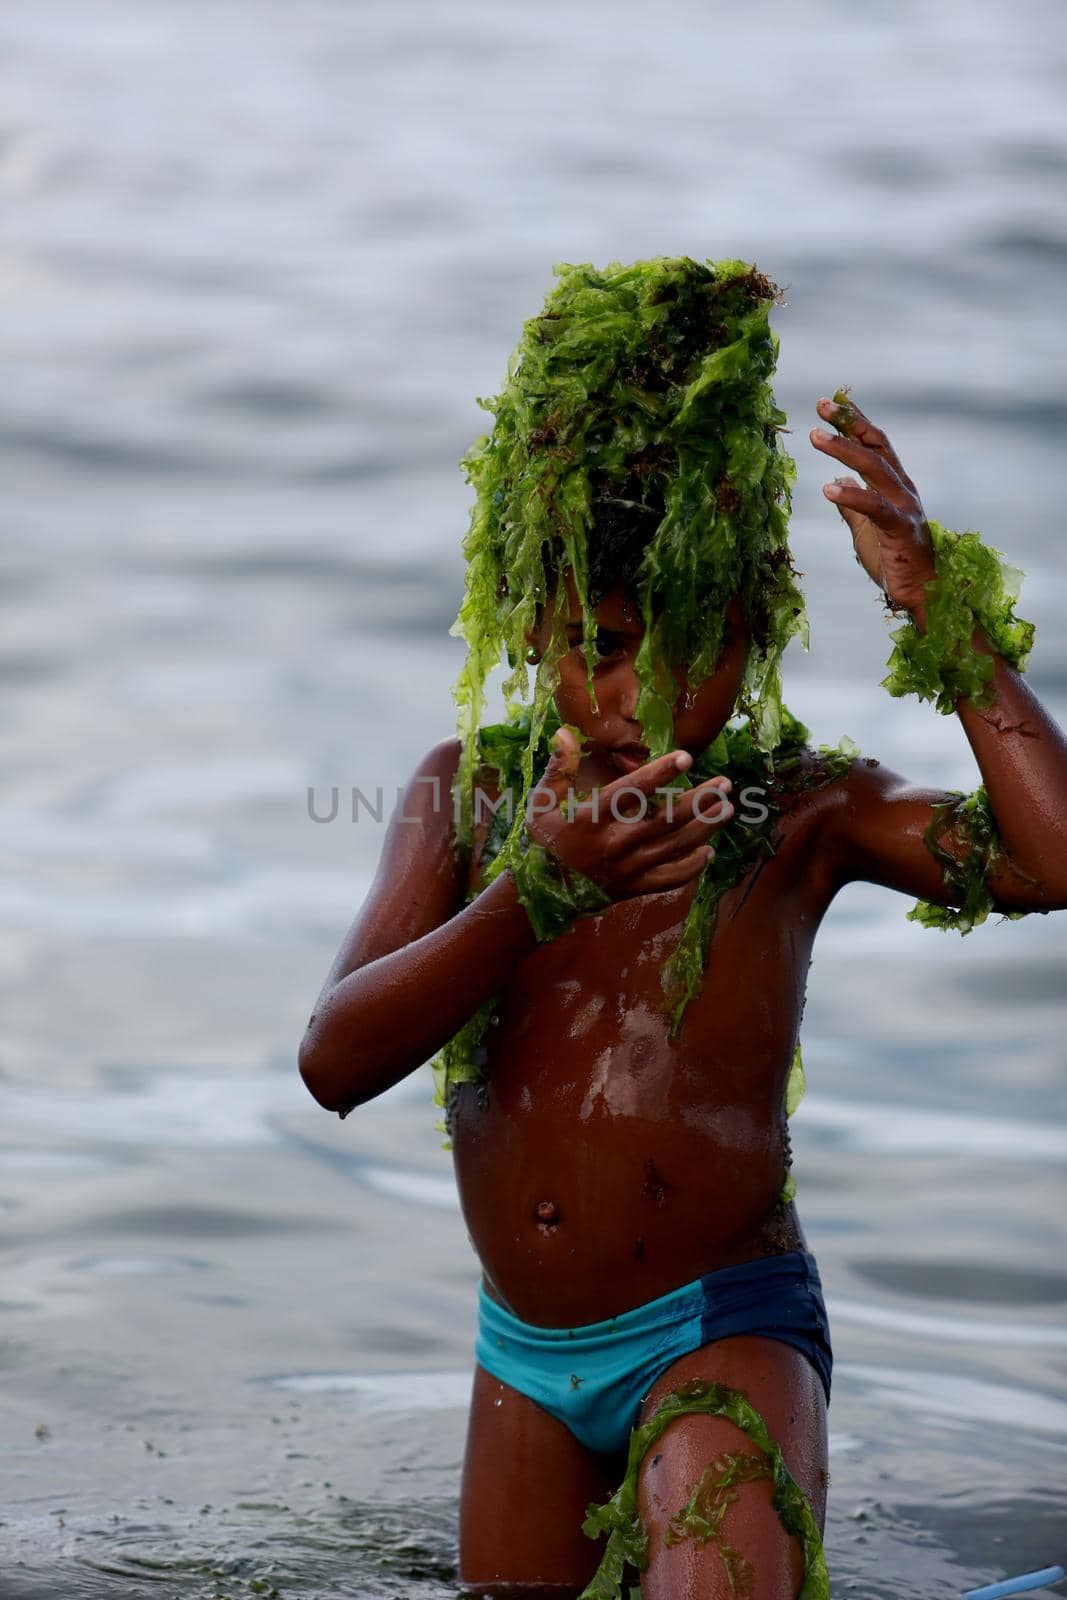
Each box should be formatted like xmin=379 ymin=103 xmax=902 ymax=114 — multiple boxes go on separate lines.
xmin=298 ymin=258 xmax=1067 ymax=1600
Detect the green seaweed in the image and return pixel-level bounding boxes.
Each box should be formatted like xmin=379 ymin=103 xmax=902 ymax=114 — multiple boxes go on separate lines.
xmin=882 ymin=519 xmax=1035 ymax=714
xmin=777 ymin=1038 xmax=806 ymax=1204
xmin=658 ymin=712 xmax=858 ymax=1035
xmin=784 ymin=1041 xmax=806 ymax=1118
xmin=449 ymin=256 xmax=808 ymax=857
xmin=907 ymin=783 xmax=1034 ymax=934
xmin=665 ymin=1451 xmax=773 ymax=1597
xmin=430 ymin=995 xmax=495 ymax=1145
xmin=509 ymin=825 xmax=613 ymax=941
xmin=829 ymin=385 xmax=856 ymax=438
xmin=576 ymin=1378 xmax=830 ymax=1600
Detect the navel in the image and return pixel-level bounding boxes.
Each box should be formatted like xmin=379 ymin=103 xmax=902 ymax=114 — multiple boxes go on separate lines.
xmin=534 ymin=1198 xmax=560 ymax=1231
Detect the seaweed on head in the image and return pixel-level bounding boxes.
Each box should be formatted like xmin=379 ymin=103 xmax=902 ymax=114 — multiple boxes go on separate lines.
xmin=449 ymin=255 xmax=811 ymax=852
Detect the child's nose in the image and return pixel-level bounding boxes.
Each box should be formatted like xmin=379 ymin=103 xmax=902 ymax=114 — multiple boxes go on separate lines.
xmin=617 ymin=665 xmax=640 ymax=721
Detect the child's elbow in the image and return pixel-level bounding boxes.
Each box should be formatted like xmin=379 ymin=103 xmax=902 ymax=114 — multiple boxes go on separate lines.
xmin=297 ymin=1027 xmax=353 ymax=1117
xmin=987 ymin=857 xmax=1067 ymax=914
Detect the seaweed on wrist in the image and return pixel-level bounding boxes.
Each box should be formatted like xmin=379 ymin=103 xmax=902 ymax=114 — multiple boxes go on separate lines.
xmin=882 ymin=520 xmax=1035 ymax=714
xmin=507 ymin=823 xmax=612 ymax=943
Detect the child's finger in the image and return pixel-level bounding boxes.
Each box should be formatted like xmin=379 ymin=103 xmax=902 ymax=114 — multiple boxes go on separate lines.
xmin=601 ymin=748 xmax=694 ymax=804
xmin=826 ymin=487 xmax=886 ymax=587
xmin=809 ymin=428 xmax=912 ymax=510
xmin=822 ymin=477 xmax=906 ymax=531
xmin=629 ymin=844 xmax=714 ymax=895
xmin=543 ymin=726 xmax=581 ymax=786
xmin=631 ymin=809 xmax=733 ymax=868
xmin=816 ymin=395 xmax=917 ymax=492
xmin=653 ymin=776 xmax=733 ymax=829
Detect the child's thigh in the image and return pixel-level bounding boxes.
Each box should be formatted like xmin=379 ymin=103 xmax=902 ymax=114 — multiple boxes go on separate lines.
xmin=637 ymin=1335 xmax=828 ymax=1600
xmin=459 ymin=1362 xmax=623 ymax=1598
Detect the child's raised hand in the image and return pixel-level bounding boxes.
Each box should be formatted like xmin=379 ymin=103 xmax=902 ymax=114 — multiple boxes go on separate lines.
xmin=524 ymin=727 xmax=734 ymax=900
xmin=810 ymin=393 xmax=939 ymax=612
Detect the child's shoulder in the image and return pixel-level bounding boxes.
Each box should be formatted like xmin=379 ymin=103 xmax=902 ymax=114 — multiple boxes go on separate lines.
xmin=768 ymin=741 xmax=906 ymax=888
xmin=408 ymin=734 xmax=463 ymax=786
xmin=399 ymin=737 xmax=464 ymax=839
xmin=695 ymin=710 xmax=864 ymax=808
xmin=772 ymin=739 xmax=872 ymax=794
xmin=762 ymin=735 xmax=883 ymax=842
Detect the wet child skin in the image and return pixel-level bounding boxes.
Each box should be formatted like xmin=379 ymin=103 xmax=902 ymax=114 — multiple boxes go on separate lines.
xmin=299 ymin=396 xmax=1067 ymax=1599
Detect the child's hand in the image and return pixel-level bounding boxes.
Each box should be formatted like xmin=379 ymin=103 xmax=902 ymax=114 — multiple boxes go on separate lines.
xmin=810 ymin=393 xmax=939 ymax=612
xmin=524 ymin=727 xmax=734 ymax=899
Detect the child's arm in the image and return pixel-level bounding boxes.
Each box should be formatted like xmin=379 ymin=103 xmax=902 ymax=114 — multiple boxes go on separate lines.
xmin=299 ymin=732 xmax=734 ymax=1114
xmin=298 ymin=737 xmax=538 ymax=1114
xmin=810 ymin=395 xmax=1067 ymax=912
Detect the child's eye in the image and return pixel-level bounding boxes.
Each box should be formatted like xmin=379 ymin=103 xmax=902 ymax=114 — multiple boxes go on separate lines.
xmin=593 ymin=629 xmax=624 ymax=660
xmin=566 ymin=629 xmax=627 ymax=663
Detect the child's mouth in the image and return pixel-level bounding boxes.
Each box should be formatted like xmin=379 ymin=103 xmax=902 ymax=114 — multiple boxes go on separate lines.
xmin=609 ymin=743 xmax=650 ymax=774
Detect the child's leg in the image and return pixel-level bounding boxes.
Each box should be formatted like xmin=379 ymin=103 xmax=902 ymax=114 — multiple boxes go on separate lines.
xmin=459 ymin=1362 xmax=624 ymax=1598
xmin=636 ymin=1335 xmax=828 ymax=1600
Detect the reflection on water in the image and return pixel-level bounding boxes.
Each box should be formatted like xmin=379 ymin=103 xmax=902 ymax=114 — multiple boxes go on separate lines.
xmin=2 ymin=0 xmax=1066 ymax=1595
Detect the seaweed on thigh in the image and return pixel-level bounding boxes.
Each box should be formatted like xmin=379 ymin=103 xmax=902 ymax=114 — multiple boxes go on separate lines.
xmin=578 ymin=1368 xmax=829 ymax=1600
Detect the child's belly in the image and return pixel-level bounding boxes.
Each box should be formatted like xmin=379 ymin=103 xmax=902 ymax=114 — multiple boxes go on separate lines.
xmin=449 ymin=881 xmax=816 ymax=1327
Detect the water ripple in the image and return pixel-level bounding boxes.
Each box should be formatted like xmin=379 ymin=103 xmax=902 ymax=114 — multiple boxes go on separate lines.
xmin=838 ymin=1362 xmax=1067 ymax=1435
xmin=833 ymin=1297 xmax=1067 ymax=1351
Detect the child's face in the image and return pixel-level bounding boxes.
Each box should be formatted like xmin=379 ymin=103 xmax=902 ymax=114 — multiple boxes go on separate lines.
xmin=534 ymin=570 xmax=749 ymax=779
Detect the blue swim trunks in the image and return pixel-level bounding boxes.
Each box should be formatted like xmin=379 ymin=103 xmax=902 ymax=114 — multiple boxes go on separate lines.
xmin=475 ymin=1250 xmax=832 ymax=1455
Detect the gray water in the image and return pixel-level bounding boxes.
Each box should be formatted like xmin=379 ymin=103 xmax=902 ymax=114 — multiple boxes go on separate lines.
xmin=2 ymin=1 xmax=1067 ymax=1595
